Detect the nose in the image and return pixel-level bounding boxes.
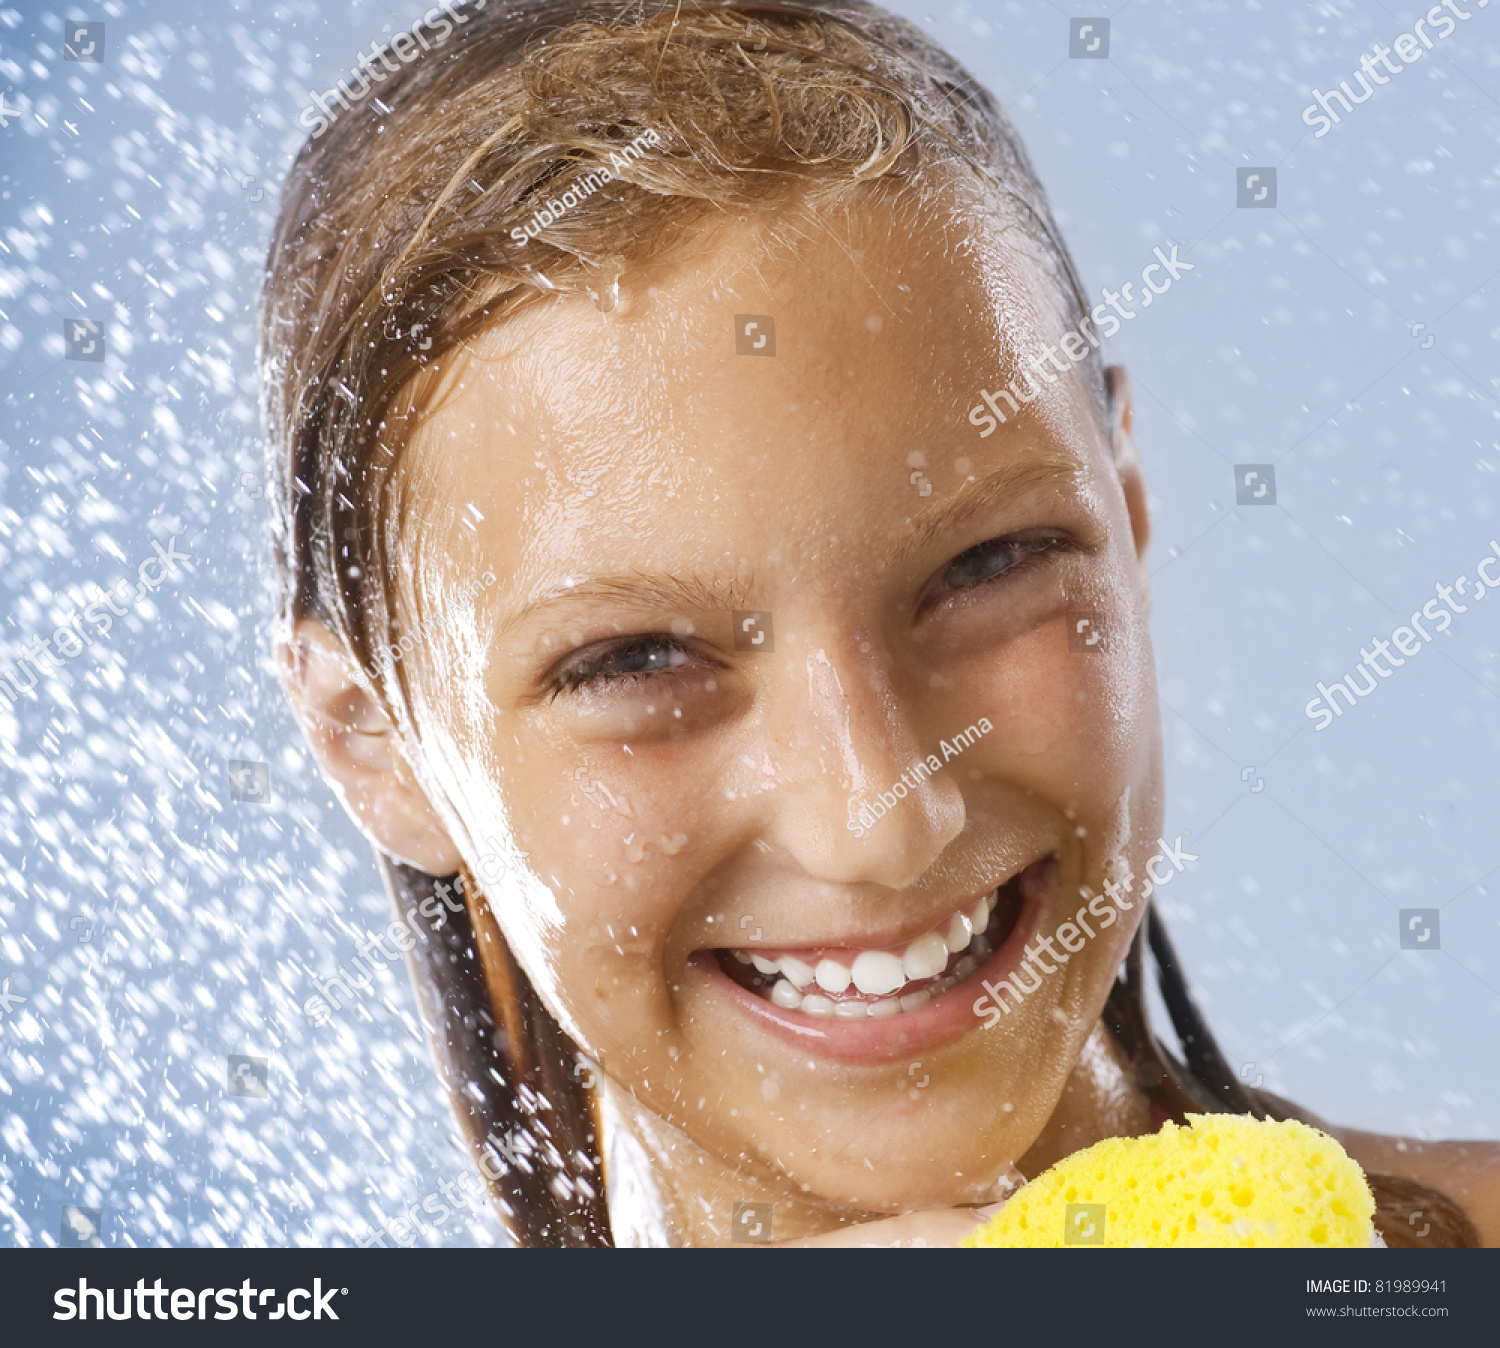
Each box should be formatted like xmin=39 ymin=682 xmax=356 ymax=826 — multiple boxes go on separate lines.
xmin=761 ymin=642 xmax=965 ymax=889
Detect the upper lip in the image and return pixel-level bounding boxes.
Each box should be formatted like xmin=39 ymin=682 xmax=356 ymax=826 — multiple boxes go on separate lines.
xmin=705 ymin=859 xmax=1036 ymax=955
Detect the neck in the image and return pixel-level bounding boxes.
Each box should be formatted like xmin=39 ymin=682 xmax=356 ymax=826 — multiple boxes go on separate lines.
xmin=1016 ymin=1019 xmax=1157 ymax=1175
xmin=597 ymin=1020 xmax=1156 ymax=1246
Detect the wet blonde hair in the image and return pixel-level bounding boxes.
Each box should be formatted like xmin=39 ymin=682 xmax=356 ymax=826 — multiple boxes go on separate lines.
xmin=260 ymin=0 xmax=1098 ymax=715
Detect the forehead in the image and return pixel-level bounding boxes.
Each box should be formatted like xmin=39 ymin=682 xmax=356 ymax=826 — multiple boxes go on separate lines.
xmin=396 ymin=187 xmax=1101 ymax=593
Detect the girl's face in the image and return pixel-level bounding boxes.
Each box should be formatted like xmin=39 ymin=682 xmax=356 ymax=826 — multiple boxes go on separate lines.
xmin=392 ymin=188 xmax=1160 ymax=1216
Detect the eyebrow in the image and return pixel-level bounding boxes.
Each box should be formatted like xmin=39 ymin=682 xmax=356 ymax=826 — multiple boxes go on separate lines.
xmin=499 ymin=452 xmax=1086 ymax=637
xmin=895 ymin=453 xmax=1089 ymax=565
xmin=499 ymin=571 xmax=759 ymax=640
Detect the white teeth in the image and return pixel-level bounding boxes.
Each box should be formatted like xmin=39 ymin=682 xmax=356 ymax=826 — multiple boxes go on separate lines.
xmin=779 ymin=955 xmax=815 ymax=989
xmin=770 ymin=978 xmax=804 ymax=1009
xmin=815 ymin=958 xmax=852 ymax=995
xmin=737 ymin=885 xmax=1009 ymax=1018
xmin=851 ymin=950 xmax=906 ymax=996
xmin=902 ymin=931 xmax=950 ymax=981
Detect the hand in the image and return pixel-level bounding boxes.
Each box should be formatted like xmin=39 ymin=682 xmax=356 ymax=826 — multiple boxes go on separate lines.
xmin=776 ymin=1207 xmax=992 ymax=1248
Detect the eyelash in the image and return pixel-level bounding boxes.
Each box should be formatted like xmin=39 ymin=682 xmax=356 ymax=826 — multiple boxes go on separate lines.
xmin=548 ymin=532 xmax=1074 ymax=696
xmin=935 ymin=532 xmax=1073 ymax=600
xmin=550 ymin=636 xmax=708 ymax=699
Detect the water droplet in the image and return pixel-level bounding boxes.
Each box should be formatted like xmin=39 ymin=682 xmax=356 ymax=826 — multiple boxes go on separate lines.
xmin=587 ymin=275 xmax=620 ymax=313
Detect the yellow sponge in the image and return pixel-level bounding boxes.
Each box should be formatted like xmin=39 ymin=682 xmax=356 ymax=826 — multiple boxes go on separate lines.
xmin=962 ymin=1113 xmax=1374 ymax=1248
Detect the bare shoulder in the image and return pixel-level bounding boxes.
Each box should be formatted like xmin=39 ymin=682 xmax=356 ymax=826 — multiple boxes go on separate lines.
xmin=1331 ymin=1125 xmax=1500 ymax=1248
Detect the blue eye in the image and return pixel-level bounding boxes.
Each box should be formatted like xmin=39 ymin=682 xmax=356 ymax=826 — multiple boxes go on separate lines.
xmin=941 ymin=533 xmax=1069 ymax=593
xmin=553 ymin=636 xmax=698 ymax=696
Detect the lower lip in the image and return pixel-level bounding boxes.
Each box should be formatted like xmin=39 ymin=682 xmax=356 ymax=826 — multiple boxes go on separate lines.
xmin=690 ymin=880 xmax=1047 ymax=1065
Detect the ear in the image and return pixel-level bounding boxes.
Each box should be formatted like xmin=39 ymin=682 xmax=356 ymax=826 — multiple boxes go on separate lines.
xmin=278 ymin=616 xmax=463 ymax=874
xmin=1104 ymin=365 xmax=1151 ymax=564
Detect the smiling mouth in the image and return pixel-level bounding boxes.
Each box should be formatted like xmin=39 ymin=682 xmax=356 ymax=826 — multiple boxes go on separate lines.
xmin=713 ymin=859 xmax=1045 ymax=1019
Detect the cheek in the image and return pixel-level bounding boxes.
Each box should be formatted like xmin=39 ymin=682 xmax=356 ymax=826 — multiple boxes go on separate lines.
xmin=967 ymin=608 xmax=1150 ymax=802
xmin=501 ymin=747 xmax=706 ymax=999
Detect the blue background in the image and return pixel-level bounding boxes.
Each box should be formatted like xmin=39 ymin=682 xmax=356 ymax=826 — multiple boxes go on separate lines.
xmin=0 ymin=0 xmax=1496 ymax=1246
